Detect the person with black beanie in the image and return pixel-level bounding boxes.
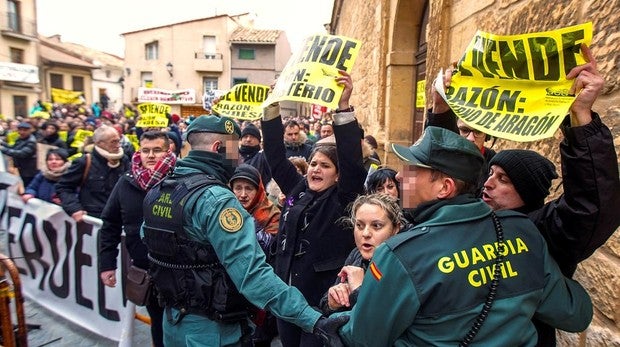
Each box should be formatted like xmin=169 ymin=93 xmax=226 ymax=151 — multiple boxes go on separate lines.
xmin=481 ymin=45 xmax=620 ymax=347
xmin=239 ymin=123 xmax=272 ymax=184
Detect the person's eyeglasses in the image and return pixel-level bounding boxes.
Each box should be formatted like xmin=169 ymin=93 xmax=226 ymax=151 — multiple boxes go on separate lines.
xmin=458 ymin=126 xmax=485 ymax=138
xmin=140 ymin=148 xmax=165 ymax=155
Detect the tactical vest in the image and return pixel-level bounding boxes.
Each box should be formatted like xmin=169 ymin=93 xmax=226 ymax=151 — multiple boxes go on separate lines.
xmin=142 ymin=173 xmax=251 ymax=322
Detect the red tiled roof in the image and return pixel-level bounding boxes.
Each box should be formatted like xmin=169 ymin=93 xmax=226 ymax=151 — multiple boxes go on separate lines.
xmin=230 ymin=27 xmax=280 ymax=44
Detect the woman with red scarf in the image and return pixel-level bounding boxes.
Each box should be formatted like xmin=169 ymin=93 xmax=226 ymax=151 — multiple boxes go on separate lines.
xmin=98 ymin=131 xmax=177 ymax=347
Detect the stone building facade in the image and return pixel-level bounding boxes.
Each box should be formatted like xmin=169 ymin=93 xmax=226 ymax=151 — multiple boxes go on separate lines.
xmin=329 ymin=0 xmax=620 ymax=345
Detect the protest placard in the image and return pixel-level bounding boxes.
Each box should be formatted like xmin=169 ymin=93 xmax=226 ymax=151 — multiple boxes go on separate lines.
xmin=212 ymin=83 xmax=271 ymax=120
xmin=436 ymin=22 xmax=592 ymax=141
xmin=136 ymin=103 xmax=171 ymax=128
xmin=263 ymin=34 xmax=362 ymax=110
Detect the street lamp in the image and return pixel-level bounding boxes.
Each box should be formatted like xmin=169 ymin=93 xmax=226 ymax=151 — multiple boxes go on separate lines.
xmin=166 ymin=62 xmax=173 ymax=78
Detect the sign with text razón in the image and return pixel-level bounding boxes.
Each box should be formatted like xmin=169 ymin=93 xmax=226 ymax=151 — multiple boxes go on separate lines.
xmin=437 ymin=22 xmax=592 ymax=142
xmin=212 ymin=83 xmax=270 ymax=120
xmin=263 ymin=34 xmax=362 ymax=110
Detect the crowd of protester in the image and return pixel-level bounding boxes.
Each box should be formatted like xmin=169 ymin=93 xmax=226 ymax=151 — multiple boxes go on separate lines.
xmin=0 ymin=45 xmax=618 ymax=347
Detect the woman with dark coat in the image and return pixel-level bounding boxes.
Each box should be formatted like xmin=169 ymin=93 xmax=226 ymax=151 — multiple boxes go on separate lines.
xmin=261 ymin=71 xmax=366 ymax=346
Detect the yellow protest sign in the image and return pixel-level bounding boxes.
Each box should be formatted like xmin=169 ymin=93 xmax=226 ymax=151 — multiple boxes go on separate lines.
xmin=71 ymin=129 xmax=94 ymax=149
xmin=51 ymin=88 xmax=84 ymax=105
xmin=263 ymin=34 xmax=362 ymax=110
xmin=58 ymin=130 xmax=68 ymax=142
xmin=6 ymin=131 xmax=19 ymax=145
xmin=30 ymin=111 xmax=51 ymax=119
xmin=126 ymin=134 xmax=140 ymax=151
xmin=212 ymin=83 xmax=270 ymax=120
xmin=416 ymin=80 xmax=426 ymax=109
xmin=136 ymin=103 xmax=171 ymax=128
xmin=437 ymin=22 xmax=592 ymax=142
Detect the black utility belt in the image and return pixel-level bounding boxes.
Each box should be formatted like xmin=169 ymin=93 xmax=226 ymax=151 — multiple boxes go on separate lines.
xmin=174 ymin=306 xmax=249 ymax=323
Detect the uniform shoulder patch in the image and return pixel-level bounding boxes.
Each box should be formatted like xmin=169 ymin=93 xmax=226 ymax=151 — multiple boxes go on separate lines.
xmin=219 ymin=207 xmax=244 ymax=232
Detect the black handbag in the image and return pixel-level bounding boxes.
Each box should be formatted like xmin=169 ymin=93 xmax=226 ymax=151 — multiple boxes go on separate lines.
xmin=125 ymin=265 xmax=152 ymax=306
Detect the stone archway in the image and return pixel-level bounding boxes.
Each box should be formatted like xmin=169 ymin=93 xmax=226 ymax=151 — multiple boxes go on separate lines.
xmin=382 ymin=0 xmax=429 ymax=167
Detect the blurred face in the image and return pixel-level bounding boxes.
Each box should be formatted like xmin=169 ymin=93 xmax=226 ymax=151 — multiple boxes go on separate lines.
xmin=375 ymin=179 xmax=399 ymax=199
xmin=320 ymin=124 xmax=334 ymax=138
xmin=241 ymin=134 xmax=260 ymax=147
xmin=17 ymin=127 xmax=32 ymax=139
xmin=354 ymin=203 xmax=399 ymax=260
xmin=396 ymin=165 xmax=443 ymax=209
xmin=307 ymin=152 xmax=338 ymax=192
xmin=139 ymin=138 xmax=168 ymax=170
xmin=482 ymin=165 xmax=525 ymax=210
xmin=45 ymin=126 xmax=58 ymax=137
xmin=284 ymin=125 xmax=300 ymax=143
xmin=46 ymin=154 xmax=65 ymax=171
xmin=231 ymin=179 xmax=258 ymax=210
xmin=97 ymin=131 xmax=121 ymax=153
xmin=457 ymin=119 xmax=486 ymax=150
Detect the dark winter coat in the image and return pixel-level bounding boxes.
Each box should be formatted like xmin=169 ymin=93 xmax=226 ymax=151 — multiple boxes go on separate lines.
xmin=262 ymin=116 xmax=366 ymax=307
xmin=1 ymin=134 xmax=39 ymax=179
xmin=55 ymin=150 xmax=129 ymax=218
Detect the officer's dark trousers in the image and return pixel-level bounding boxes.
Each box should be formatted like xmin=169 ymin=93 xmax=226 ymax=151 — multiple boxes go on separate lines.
xmin=276 ymin=319 xmax=323 ymax=347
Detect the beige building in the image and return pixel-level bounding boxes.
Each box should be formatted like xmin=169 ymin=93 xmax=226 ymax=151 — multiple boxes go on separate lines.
xmin=329 ymin=0 xmax=619 ymax=345
xmin=0 ymin=0 xmax=39 ymax=118
xmin=121 ymin=13 xmax=292 ymax=118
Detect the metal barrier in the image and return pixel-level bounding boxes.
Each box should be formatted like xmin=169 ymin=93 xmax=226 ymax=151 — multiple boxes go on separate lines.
xmin=0 ymin=253 xmax=27 ymax=347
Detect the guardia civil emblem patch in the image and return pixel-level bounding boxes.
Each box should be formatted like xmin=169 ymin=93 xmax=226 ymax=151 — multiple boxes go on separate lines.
xmin=224 ymin=120 xmax=235 ymax=134
xmin=219 ymin=207 xmax=243 ymax=232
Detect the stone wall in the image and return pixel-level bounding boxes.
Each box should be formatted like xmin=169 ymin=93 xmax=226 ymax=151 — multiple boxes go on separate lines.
xmin=331 ymin=0 xmax=620 ymax=345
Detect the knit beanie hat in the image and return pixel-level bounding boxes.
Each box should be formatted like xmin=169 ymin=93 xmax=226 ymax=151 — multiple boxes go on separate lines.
xmin=229 ymin=164 xmax=261 ymax=189
xmin=489 ymin=150 xmax=558 ymax=210
xmin=241 ymin=123 xmax=261 ymax=142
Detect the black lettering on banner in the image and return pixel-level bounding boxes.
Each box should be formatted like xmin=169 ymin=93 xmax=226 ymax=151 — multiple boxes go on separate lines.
xmin=497 ymin=40 xmax=530 ymax=79
xmin=44 ymin=219 xmax=71 ymax=298
xmin=293 ymin=69 xmax=308 ymax=82
xmin=233 ymin=85 xmax=269 ymax=103
xmin=493 ymin=113 xmax=559 ymax=136
xmin=296 ymin=36 xmax=357 ymax=71
xmin=288 ymin=82 xmax=336 ymax=103
xmin=528 ymin=37 xmax=560 ymax=81
xmin=18 ymin=211 xmax=51 ymax=289
xmin=475 ymin=111 xmax=501 ymax=130
xmin=471 ymin=37 xmax=494 ymax=78
xmin=75 ymin=222 xmax=93 ymax=310
xmin=561 ymin=29 xmax=585 ymax=75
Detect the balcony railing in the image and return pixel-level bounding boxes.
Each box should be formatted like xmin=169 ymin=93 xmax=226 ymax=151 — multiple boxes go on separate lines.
xmin=193 ymin=52 xmax=223 ymax=72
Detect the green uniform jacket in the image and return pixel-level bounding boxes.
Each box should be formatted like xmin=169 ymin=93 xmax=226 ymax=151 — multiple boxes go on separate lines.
xmin=337 ymin=196 xmax=592 ymax=346
xmin=152 ymin=163 xmax=321 ymax=346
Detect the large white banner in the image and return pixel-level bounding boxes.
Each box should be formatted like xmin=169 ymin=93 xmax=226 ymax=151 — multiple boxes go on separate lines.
xmin=0 ymin=188 xmax=132 ymax=342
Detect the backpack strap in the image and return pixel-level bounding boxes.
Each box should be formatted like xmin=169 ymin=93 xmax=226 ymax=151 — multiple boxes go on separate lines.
xmin=81 ymin=153 xmax=91 ymax=187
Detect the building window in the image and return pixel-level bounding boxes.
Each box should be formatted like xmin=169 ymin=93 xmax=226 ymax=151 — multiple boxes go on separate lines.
xmin=9 ymin=47 xmax=24 ymax=64
xmin=203 ymin=77 xmax=218 ymax=92
xmin=7 ymin=0 xmax=21 ymax=32
xmin=145 ymin=42 xmax=159 ymax=60
xmin=72 ymin=76 xmax=84 ymax=92
xmin=238 ymin=48 xmax=255 ymax=60
xmin=50 ymin=73 xmax=63 ymax=89
xmin=203 ymin=35 xmax=217 ymax=59
xmin=142 ymin=72 xmax=153 ymax=88
xmin=13 ymin=95 xmax=27 ymax=118
xmin=233 ymin=78 xmax=248 ymax=85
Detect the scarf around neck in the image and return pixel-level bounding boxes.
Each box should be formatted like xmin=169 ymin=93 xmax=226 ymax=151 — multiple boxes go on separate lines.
xmin=42 ymin=162 xmax=71 ymax=181
xmin=94 ymin=145 xmax=125 ymax=168
xmin=131 ymin=149 xmax=177 ymax=191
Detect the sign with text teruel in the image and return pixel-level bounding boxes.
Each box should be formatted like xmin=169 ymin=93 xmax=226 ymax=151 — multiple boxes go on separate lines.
xmin=436 ymin=22 xmax=592 ymax=142
xmin=263 ymin=34 xmax=362 ymax=110
xmin=0 ymin=194 xmax=130 ymax=341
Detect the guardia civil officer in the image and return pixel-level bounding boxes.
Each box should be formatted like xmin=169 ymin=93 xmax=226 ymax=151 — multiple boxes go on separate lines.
xmin=141 ymin=115 xmax=346 ymax=346
xmin=331 ymin=126 xmax=593 ymax=346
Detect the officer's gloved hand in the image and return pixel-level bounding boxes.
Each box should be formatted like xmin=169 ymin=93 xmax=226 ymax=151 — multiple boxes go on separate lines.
xmin=313 ymin=315 xmax=350 ymax=347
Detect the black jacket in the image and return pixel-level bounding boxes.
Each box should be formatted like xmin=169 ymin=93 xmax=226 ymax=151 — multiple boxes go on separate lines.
xmin=262 ymin=115 xmax=366 ymax=307
xmin=40 ymin=133 xmax=68 ymax=149
xmin=56 ymin=150 xmax=129 ymax=218
xmin=1 ymin=134 xmax=39 ymax=179
xmin=98 ymin=173 xmax=149 ymax=271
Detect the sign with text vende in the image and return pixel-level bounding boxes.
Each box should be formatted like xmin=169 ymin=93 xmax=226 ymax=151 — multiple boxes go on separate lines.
xmin=263 ymin=34 xmax=362 ymax=110
xmin=437 ymin=22 xmax=592 ymax=142
xmin=212 ymin=83 xmax=271 ymax=120
xmin=0 ymin=193 xmax=130 ymax=341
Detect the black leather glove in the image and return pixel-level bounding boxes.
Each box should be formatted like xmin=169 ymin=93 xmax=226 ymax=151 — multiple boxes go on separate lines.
xmin=313 ymin=315 xmax=350 ymax=347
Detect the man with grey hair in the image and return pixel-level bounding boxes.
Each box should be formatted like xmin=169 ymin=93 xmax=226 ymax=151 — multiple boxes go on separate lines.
xmin=56 ymin=125 xmax=129 ymax=221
